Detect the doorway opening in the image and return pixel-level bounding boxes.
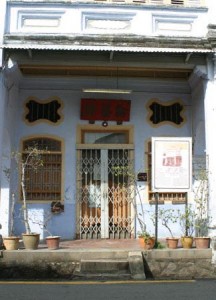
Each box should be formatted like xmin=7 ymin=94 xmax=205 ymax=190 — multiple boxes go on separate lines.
xmin=76 ymin=126 xmax=134 ymax=239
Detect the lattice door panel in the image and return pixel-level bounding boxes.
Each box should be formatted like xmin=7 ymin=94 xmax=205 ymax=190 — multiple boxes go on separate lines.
xmin=77 ymin=148 xmax=134 ymax=239
xmin=77 ymin=149 xmax=102 ymax=239
xmin=108 ymin=149 xmax=133 ymax=239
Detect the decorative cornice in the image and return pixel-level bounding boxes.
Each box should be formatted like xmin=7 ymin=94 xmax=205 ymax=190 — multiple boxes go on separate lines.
xmin=2 ymin=34 xmax=212 ymax=52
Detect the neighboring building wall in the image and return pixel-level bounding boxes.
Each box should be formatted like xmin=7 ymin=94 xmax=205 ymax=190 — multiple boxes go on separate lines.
xmin=0 ymin=0 xmax=8 ymax=235
xmin=0 ymin=0 xmax=6 ymax=67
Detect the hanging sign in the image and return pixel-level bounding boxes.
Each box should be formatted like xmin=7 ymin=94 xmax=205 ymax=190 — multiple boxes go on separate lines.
xmin=80 ymin=98 xmax=131 ymax=121
xmin=151 ymin=137 xmax=192 ymax=192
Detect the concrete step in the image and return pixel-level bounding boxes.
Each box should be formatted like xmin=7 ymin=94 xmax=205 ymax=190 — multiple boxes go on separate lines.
xmin=80 ymin=258 xmax=129 ymax=274
xmin=74 ymin=251 xmax=146 ymax=280
xmin=74 ymin=258 xmax=131 ymax=280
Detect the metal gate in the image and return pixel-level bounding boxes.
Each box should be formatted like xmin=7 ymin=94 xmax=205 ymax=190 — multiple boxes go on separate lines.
xmin=76 ymin=146 xmax=134 ymax=239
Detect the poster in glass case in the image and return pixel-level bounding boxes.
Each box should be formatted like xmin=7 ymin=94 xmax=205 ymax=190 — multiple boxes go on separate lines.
xmin=152 ymin=137 xmax=192 ymax=192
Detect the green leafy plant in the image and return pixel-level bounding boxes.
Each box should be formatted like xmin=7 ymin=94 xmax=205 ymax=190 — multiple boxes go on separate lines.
xmin=30 ymin=205 xmax=58 ymax=237
xmin=154 ymin=241 xmax=166 ymax=249
xmin=158 ymin=208 xmax=178 ymax=238
xmin=112 ymin=165 xmax=153 ymax=238
xmin=137 ymin=231 xmax=154 ymax=242
xmin=13 ymin=146 xmax=45 ymax=234
xmin=193 ymin=168 xmax=211 ymax=237
xmin=178 ymin=204 xmax=196 ymax=237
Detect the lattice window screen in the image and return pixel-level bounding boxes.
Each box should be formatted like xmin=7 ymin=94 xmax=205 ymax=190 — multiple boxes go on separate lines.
xmin=22 ymin=138 xmax=62 ymax=201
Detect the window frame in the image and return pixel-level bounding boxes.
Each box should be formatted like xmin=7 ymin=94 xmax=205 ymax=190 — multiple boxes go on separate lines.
xmin=23 ymin=96 xmax=64 ymax=126
xmin=146 ymin=98 xmax=186 ymax=128
xmin=20 ymin=136 xmax=64 ymax=203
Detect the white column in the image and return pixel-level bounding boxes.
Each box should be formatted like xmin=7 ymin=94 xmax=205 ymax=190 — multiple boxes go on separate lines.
xmin=204 ymin=78 xmax=216 ymax=235
xmin=0 ymin=73 xmax=10 ymax=237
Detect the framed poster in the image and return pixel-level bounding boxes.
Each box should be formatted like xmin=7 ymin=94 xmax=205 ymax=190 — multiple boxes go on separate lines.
xmin=151 ymin=137 xmax=192 ymax=192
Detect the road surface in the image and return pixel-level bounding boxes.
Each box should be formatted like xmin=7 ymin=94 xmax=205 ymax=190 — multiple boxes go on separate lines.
xmin=0 ymin=279 xmax=215 ymax=300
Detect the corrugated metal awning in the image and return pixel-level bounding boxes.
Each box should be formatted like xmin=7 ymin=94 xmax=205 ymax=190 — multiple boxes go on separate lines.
xmin=1 ymin=43 xmax=212 ymax=53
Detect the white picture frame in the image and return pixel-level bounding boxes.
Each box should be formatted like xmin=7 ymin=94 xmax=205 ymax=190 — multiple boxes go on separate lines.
xmin=151 ymin=137 xmax=192 ymax=192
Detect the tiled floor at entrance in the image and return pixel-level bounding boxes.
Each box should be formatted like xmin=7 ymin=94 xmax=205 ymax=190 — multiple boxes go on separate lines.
xmin=39 ymin=239 xmax=143 ymax=250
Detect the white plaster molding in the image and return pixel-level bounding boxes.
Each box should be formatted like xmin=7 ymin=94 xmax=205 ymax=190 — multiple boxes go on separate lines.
xmin=2 ymin=66 xmax=21 ymax=91
xmin=17 ymin=10 xmax=65 ymax=33
xmin=82 ymin=11 xmax=135 ymax=34
xmin=193 ymin=65 xmax=208 ymax=79
xmin=152 ymin=13 xmax=199 ymax=37
xmin=188 ymin=65 xmax=208 ymax=90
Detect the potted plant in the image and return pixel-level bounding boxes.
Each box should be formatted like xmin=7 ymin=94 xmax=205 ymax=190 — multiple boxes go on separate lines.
xmin=113 ymin=166 xmax=156 ymax=249
xmin=3 ymin=193 xmax=20 ymax=250
xmin=31 ymin=203 xmax=62 ymax=250
xmin=178 ymin=204 xmax=196 ymax=248
xmin=193 ymin=168 xmax=211 ymax=249
xmin=134 ymin=177 xmax=155 ymax=250
xmin=158 ymin=208 xmax=179 ymax=249
xmin=45 ymin=235 xmax=61 ymax=250
xmin=138 ymin=231 xmax=155 ymax=250
xmin=12 ymin=146 xmax=45 ymax=250
xmin=136 ymin=202 xmax=155 ymax=250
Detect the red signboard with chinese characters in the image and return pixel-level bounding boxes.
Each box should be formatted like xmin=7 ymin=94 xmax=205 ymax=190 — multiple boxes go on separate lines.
xmin=80 ymin=99 xmax=131 ymax=121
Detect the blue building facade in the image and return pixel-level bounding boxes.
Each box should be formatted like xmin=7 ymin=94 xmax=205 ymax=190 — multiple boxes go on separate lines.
xmin=0 ymin=0 xmax=216 ymax=241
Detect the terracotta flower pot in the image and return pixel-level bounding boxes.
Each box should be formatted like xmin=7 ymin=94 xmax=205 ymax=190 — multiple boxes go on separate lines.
xmin=181 ymin=236 xmax=193 ymax=249
xmin=22 ymin=233 xmax=40 ymax=250
xmin=3 ymin=236 xmax=20 ymax=250
xmin=138 ymin=236 xmax=144 ymax=248
xmin=46 ymin=236 xmax=60 ymax=250
xmin=166 ymin=237 xmax=179 ymax=249
xmin=143 ymin=237 xmax=155 ymax=250
xmin=194 ymin=237 xmax=211 ymax=249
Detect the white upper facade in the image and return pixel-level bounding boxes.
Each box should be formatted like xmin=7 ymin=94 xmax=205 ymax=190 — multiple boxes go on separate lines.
xmin=1 ymin=1 xmax=215 ymax=67
xmin=5 ymin=1 xmax=208 ymax=37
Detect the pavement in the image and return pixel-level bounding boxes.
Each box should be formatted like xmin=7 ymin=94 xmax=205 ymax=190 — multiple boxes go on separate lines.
xmin=39 ymin=238 xmax=144 ymax=251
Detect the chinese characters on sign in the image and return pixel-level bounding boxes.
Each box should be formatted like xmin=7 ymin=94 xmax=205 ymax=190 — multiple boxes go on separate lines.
xmin=152 ymin=137 xmax=192 ymax=192
xmin=80 ymin=99 xmax=131 ymax=122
